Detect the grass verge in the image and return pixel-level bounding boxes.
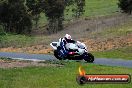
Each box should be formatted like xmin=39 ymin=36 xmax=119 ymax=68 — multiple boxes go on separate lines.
xmin=90 ymin=21 xmax=132 ymax=39
xmin=92 ymin=46 xmax=132 ymax=60
xmin=0 ymin=61 xmax=131 ymax=88
xmin=0 ymin=33 xmax=54 ymax=48
xmin=0 ymin=34 xmax=34 ymax=47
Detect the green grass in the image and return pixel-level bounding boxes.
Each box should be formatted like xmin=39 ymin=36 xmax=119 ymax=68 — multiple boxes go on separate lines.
xmin=0 ymin=61 xmax=131 ymax=88
xmin=84 ymin=0 xmax=119 ymax=17
xmin=90 ymin=21 xmax=132 ymax=39
xmin=0 ymin=34 xmax=35 ymax=48
xmin=38 ymin=0 xmax=119 ymax=27
xmin=64 ymin=0 xmax=120 ymax=23
xmin=65 ymin=0 xmax=119 ymax=20
xmin=0 ymin=33 xmax=55 ymax=48
xmin=92 ymin=46 xmax=132 ymax=60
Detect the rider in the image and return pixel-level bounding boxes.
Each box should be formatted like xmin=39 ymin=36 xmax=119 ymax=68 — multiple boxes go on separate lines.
xmin=59 ymin=34 xmax=76 ymax=58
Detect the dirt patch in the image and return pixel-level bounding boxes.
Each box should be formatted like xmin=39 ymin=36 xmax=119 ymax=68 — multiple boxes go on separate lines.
xmin=0 ymin=59 xmax=63 ymax=68
xmin=83 ymin=34 xmax=132 ymax=51
xmin=0 ymin=45 xmax=53 ymax=54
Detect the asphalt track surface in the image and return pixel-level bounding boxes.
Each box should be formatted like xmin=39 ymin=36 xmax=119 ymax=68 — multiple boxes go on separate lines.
xmin=0 ymin=52 xmax=132 ymax=68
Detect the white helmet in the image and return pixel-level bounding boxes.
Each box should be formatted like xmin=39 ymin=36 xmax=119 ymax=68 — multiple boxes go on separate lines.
xmin=65 ymin=34 xmax=71 ymax=40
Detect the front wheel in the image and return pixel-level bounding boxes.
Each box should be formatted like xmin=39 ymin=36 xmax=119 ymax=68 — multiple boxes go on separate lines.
xmin=84 ymin=53 xmax=94 ymax=63
xmin=54 ymin=50 xmax=62 ymax=60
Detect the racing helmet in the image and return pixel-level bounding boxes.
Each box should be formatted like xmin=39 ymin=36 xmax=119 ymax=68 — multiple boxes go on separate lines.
xmin=64 ymin=34 xmax=72 ymax=42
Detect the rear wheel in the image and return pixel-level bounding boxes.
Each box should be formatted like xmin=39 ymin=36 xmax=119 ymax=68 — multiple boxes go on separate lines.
xmin=54 ymin=50 xmax=62 ymax=60
xmin=84 ymin=53 xmax=94 ymax=63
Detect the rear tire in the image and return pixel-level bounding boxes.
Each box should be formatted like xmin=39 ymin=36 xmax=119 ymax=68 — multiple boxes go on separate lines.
xmin=54 ymin=50 xmax=62 ymax=60
xmin=84 ymin=53 xmax=94 ymax=63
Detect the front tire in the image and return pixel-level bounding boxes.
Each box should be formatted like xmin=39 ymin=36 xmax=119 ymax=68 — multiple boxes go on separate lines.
xmin=84 ymin=53 xmax=94 ymax=63
xmin=54 ymin=50 xmax=62 ymax=60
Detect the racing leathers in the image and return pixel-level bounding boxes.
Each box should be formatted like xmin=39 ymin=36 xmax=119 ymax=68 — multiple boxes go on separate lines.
xmin=59 ymin=38 xmax=76 ymax=58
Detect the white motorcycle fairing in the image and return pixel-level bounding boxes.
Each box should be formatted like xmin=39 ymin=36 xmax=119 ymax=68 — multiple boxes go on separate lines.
xmin=50 ymin=40 xmax=94 ymax=62
xmin=50 ymin=42 xmax=60 ymax=50
xmin=65 ymin=43 xmax=86 ymax=55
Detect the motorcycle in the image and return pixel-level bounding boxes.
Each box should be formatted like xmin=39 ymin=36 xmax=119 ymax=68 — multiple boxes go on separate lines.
xmin=50 ymin=39 xmax=94 ymax=62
